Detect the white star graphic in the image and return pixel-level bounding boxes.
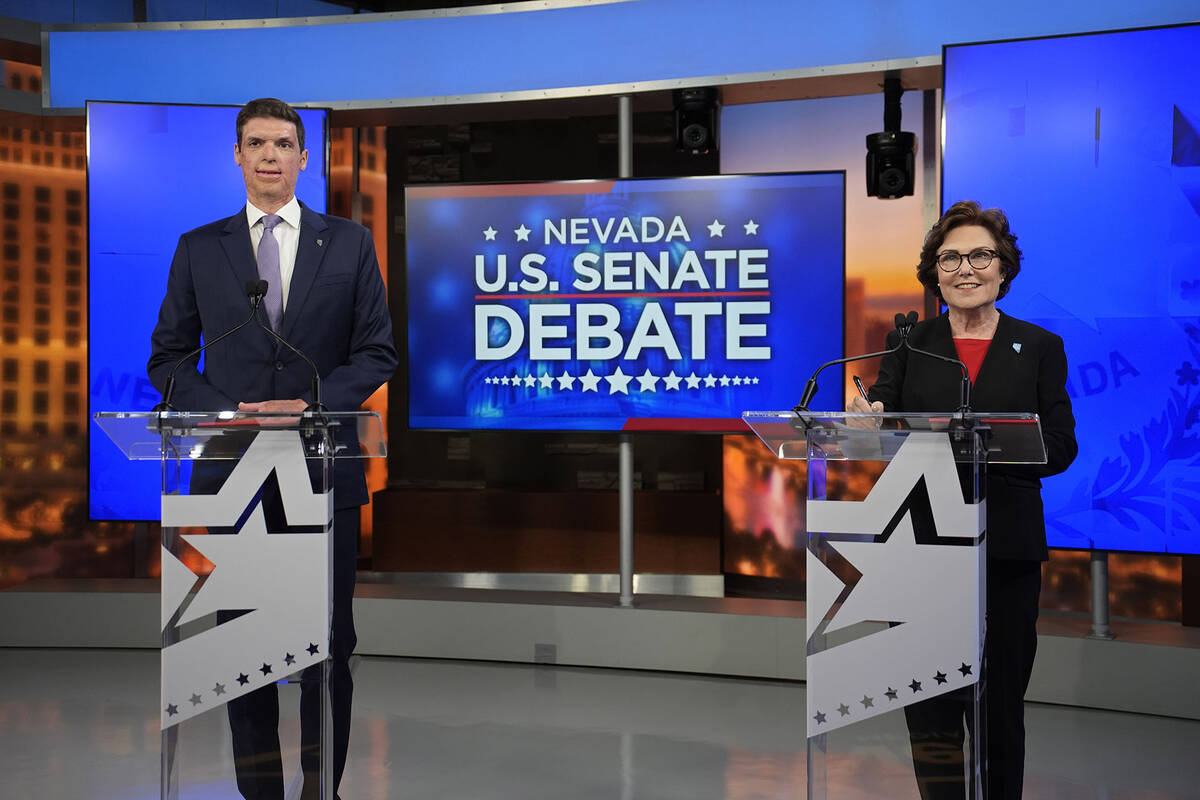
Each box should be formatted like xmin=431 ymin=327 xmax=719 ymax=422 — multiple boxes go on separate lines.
xmin=685 ymin=372 xmax=701 ymax=389
xmin=719 ymin=375 xmax=731 ymax=386
xmin=580 ymin=369 xmax=601 ymax=392
xmin=605 ymin=366 xmax=633 ymax=395
xmin=557 ymin=370 xmax=576 ymax=390
xmin=732 ymin=376 xmax=743 ymax=386
xmin=523 ymin=374 xmax=537 ymax=388
xmin=636 ymin=369 xmax=660 ymax=392
xmin=514 ymin=224 xmax=532 ymax=242
xmin=744 ymin=219 xmax=759 ymax=235
xmin=663 ymin=371 xmax=682 ymax=391
xmin=703 ymin=374 xmax=717 ymax=387
xmin=500 ymin=376 xmax=511 ymax=386
xmin=752 ymin=376 xmax=760 ymax=384
xmin=483 ymin=226 xmax=497 ymax=241
xmin=538 ymin=373 xmax=554 ymax=389
xmin=511 ymin=373 xmax=522 ymax=386
xmin=707 ymin=219 xmax=725 ymax=237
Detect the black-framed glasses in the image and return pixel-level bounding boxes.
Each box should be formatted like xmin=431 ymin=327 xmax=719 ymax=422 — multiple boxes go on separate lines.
xmin=936 ymin=248 xmax=998 ymax=272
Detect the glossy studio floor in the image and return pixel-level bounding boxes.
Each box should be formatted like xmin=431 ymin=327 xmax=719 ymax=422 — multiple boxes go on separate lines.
xmin=1 ymin=647 xmax=1197 ymax=800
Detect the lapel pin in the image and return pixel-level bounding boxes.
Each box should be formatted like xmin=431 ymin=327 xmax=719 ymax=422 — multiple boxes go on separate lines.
xmin=316 ymin=238 xmax=323 ymax=247
xmin=1012 ymin=342 xmax=1022 ymax=354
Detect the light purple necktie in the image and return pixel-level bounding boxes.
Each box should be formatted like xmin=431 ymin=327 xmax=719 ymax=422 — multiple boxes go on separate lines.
xmin=257 ymin=214 xmax=283 ymax=329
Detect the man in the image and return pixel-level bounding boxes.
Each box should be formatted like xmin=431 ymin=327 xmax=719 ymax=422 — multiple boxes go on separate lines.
xmin=148 ymin=97 xmax=397 ymax=800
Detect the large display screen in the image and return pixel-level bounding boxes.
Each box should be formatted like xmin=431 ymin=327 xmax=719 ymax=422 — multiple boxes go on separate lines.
xmin=405 ymin=173 xmax=846 ymax=431
xmin=944 ymin=24 xmax=1200 ymax=554
xmin=88 ymin=101 xmax=328 ymax=521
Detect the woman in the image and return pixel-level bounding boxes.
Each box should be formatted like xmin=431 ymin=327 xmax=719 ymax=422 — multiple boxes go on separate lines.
xmin=849 ymin=201 xmax=1077 ymax=799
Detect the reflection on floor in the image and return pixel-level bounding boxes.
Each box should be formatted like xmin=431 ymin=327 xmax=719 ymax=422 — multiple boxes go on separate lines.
xmin=1 ymin=648 xmax=1197 ymax=800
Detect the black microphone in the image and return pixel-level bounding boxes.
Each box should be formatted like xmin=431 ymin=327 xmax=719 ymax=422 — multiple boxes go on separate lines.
xmin=154 ymin=279 xmax=269 ymax=414
xmin=793 ymin=316 xmax=909 ymax=412
xmin=249 ymin=282 xmax=326 ymax=414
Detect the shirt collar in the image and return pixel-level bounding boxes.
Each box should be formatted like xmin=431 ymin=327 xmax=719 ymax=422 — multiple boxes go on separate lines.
xmin=245 ymin=195 xmax=302 ymax=230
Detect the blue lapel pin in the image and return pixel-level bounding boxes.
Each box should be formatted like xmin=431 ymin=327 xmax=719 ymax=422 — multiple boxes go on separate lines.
xmin=1012 ymin=342 xmax=1022 ymax=354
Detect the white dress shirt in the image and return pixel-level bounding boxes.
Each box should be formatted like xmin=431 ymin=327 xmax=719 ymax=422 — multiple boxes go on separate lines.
xmin=246 ymin=195 xmax=302 ymax=310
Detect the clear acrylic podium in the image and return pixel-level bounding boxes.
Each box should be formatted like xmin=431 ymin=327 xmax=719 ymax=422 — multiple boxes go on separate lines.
xmin=94 ymin=410 xmax=386 ymax=800
xmin=742 ymin=410 xmax=1046 ymax=800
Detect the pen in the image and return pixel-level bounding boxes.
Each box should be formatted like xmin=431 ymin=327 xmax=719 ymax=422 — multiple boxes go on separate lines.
xmin=853 ymin=375 xmax=870 ymax=403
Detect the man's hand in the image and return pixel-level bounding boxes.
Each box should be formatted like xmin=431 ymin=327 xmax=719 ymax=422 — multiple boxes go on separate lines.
xmin=238 ymin=399 xmax=307 ymax=425
xmin=239 ymin=399 xmax=307 ymax=413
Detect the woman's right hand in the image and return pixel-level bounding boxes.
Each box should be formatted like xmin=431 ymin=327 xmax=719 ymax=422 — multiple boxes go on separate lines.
xmin=847 ymin=395 xmax=884 ymax=414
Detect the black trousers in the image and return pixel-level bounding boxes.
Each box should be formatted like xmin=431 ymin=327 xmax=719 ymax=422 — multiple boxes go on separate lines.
xmin=225 ymin=505 xmax=359 ymax=800
xmin=905 ymin=558 xmax=1042 ymax=800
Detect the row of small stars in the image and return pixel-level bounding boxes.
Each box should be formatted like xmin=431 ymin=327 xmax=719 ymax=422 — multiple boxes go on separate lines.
xmin=811 ymin=663 xmax=972 ymax=725
xmin=484 ymin=368 xmax=760 ymax=394
xmin=165 ymin=642 xmax=321 ymax=717
xmin=482 ymin=219 xmax=761 ymax=242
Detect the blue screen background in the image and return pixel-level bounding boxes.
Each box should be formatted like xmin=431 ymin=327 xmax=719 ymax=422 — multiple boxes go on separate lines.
xmin=406 ymin=173 xmax=846 ymax=430
xmin=944 ymin=24 xmax=1200 ymax=553
xmin=88 ymin=102 xmax=327 ymax=520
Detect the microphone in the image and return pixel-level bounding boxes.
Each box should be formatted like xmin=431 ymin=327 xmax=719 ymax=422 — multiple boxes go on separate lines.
xmin=793 ymin=316 xmax=908 ymax=412
xmin=249 ymin=282 xmax=326 ymax=414
xmin=154 ymin=279 xmax=269 ymax=414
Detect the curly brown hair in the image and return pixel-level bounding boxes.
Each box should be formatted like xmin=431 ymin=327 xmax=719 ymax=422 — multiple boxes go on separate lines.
xmin=917 ymin=200 xmax=1021 ymax=301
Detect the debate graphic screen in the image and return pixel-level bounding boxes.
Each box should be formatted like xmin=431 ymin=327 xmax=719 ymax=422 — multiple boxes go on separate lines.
xmin=944 ymin=23 xmax=1200 ymax=554
xmin=88 ymin=101 xmax=328 ymax=521
xmin=405 ymin=172 xmax=846 ymax=431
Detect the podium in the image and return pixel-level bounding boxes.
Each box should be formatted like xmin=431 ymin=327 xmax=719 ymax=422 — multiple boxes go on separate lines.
xmin=94 ymin=410 xmax=386 ymax=800
xmin=742 ymin=410 xmax=1046 ymax=800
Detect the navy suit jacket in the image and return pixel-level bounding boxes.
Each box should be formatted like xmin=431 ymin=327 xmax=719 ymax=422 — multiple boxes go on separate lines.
xmin=148 ymin=202 xmax=398 ymax=508
xmin=869 ymin=311 xmax=1077 ymax=561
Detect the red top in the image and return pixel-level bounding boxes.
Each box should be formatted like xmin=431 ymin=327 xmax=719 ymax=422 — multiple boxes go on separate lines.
xmin=953 ymin=338 xmax=992 ymax=383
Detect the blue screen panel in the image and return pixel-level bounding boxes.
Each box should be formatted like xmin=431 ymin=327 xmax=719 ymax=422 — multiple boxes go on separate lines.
xmin=405 ymin=173 xmax=845 ymax=431
xmin=88 ymin=101 xmax=327 ymax=521
xmin=944 ymin=24 xmax=1200 ymax=554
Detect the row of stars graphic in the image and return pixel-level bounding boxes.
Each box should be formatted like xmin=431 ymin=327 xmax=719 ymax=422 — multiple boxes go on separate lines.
xmin=165 ymin=642 xmax=321 ymax=717
xmin=485 ymin=368 xmax=760 ymax=394
xmin=811 ymin=663 xmax=973 ymax=725
xmin=482 ymin=219 xmax=761 ymax=242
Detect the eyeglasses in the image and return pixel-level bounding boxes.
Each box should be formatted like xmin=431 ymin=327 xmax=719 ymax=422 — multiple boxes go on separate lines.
xmin=936 ymin=248 xmax=999 ymax=272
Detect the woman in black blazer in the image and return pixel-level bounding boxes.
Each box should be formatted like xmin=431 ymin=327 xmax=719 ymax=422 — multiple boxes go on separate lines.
xmin=850 ymin=201 xmax=1077 ymax=799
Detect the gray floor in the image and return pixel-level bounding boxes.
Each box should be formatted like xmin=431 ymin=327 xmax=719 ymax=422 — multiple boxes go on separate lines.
xmin=1 ymin=648 xmax=1197 ymax=800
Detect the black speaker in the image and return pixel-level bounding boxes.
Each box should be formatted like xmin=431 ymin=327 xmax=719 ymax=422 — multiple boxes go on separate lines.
xmin=865 ymin=130 xmax=917 ymax=199
xmin=674 ymin=87 xmax=720 ymax=154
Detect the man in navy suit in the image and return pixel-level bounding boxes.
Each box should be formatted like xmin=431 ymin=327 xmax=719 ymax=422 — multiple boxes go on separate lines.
xmin=149 ymin=97 xmax=397 ymax=800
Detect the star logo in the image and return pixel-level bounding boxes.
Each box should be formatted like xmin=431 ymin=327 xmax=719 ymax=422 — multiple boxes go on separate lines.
xmin=636 ymin=369 xmax=660 ymax=392
xmin=838 ymin=703 xmax=851 ymax=717
xmin=307 ymin=643 xmax=320 ymax=656
xmin=684 ymin=372 xmax=701 ymax=389
xmin=703 ymin=374 xmax=717 ymax=388
xmin=514 ymin=224 xmax=531 ymax=242
xmin=719 ymin=375 xmax=730 ymax=387
xmin=579 ymin=369 xmax=601 ymax=392
xmin=934 ymin=671 xmax=948 ymax=685
xmin=483 ymin=226 xmax=497 ymax=241
xmin=213 ymin=683 xmax=226 ymax=696
xmin=958 ymin=663 xmax=973 ymax=677
xmin=284 ymin=653 xmax=296 ymax=666
xmin=744 ymin=220 xmax=759 ymax=235
xmin=189 ymin=693 xmax=202 ymax=706
xmin=605 ymin=367 xmax=632 ymax=395
xmin=813 ymin=711 xmax=827 ymax=724
xmin=663 ymin=371 xmax=682 ymax=391
xmin=556 ymin=370 xmax=576 ymax=390
xmin=522 ymin=374 xmax=536 ymax=388
xmin=538 ymin=373 xmax=554 ymax=389
xmin=885 ymin=687 xmax=898 ymax=701
xmin=237 ymin=673 xmax=250 ymax=686
xmin=909 ymin=679 xmax=922 ymax=693
xmin=260 ymin=663 xmax=273 ymax=676
xmin=166 ymin=704 xmax=178 ymax=716
xmin=707 ymin=219 xmax=725 ymax=237
xmin=860 ymin=695 xmax=874 ymax=709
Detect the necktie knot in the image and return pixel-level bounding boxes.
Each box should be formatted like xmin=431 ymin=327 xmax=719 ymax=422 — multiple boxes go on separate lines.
xmin=261 ymin=214 xmax=282 ymax=234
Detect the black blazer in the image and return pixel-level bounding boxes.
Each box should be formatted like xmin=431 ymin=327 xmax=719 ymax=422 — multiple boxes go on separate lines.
xmin=869 ymin=311 xmax=1077 ymax=561
xmin=148 ymin=203 xmax=398 ymax=508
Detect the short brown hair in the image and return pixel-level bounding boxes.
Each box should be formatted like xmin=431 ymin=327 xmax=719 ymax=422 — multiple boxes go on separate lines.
xmin=235 ymin=97 xmax=305 ymax=152
xmin=917 ymin=200 xmax=1022 ymax=301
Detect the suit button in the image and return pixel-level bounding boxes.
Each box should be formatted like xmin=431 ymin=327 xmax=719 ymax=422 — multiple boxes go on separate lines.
xmin=275 ymin=361 xmax=284 ymax=371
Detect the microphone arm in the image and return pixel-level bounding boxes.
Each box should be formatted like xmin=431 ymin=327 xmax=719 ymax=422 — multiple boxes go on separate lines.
xmin=154 ymin=280 xmax=268 ymax=414
xmin=793 ymin=311 xmax=917 ymax=413
xmin=249 ymin=290 xmax=326 ymax=414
